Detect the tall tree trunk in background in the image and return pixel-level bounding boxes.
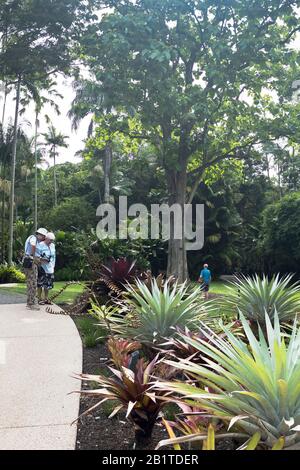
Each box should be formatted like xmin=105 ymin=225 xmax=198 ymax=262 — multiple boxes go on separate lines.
xmin=1 ymin=188 xmax=5 ymax=263
xmin=1 ymin=28 xmax=8 ymax=125
xmin=34 ymin=114 xmax=38 ymax=231
xmin=8 ymin=76 xmax=21 ymax=265
xmin=53 ymin=145 xmax=57 ymax=206
xmin=166 ymin=167 xmax=188 ymax=283
xmin=1 ymin=82 xmax=8 ymax=125
xmin=103 ymin=143 xmax=112 ymax=203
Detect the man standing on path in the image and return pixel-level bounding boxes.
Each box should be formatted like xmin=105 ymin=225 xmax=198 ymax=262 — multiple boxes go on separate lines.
xmin=23 ymin=227 xmax=47 ymax=310
xmin=37 ymin=232 xmax=56 ymax=305
xmin=198 ymin=263 xmax=212 ymax=300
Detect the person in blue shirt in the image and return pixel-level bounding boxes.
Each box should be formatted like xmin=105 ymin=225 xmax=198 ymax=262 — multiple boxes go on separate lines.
xmin=198 ymin=263 xmax=212 ymax=299
xmin=36 ymin=232 xmax=56 ymax=305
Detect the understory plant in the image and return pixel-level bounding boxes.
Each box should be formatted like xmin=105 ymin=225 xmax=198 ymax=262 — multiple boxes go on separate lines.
xmin=159 ymin=322 xmax=243 ymax=360
xmin=97 ymin=257 xmax=146 ymax=296
xmin=155 ymin=311 xmax=300 ymax=450
xmin=220 ymin=274 xmax=300 ymax=330
xmin=92 ymin=278 xmax=217 ymax=347
xmin=74 ymin=354 xmax=166 ymax=443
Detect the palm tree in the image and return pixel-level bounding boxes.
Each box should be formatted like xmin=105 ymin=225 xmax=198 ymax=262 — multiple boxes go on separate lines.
xmin=69 ymin=79 xmax=113 ymax=203
xmin=20 ymin=78 xmax=62 ymax=229
xmin=42 ymin=124 xmax=68 ymax=206
xmin=0 ymin=123 xmax=13 ymax=262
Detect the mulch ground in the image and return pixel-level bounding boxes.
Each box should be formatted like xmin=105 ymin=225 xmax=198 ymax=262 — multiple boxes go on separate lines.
xmin=72 ymin=318 xmax=170 ymax=450
xmin=71 ymin=311 xmax=237 ymax=451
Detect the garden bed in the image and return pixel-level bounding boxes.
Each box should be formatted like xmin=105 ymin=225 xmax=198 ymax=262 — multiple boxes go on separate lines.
xmin=73 ymin=332 xmax=170 ymax=450
xmin=72 ymin=315 xmax=238 ymax=451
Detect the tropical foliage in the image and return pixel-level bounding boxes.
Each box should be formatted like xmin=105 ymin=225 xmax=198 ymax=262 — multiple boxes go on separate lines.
xmin=92 ymin=278 xmax=216 ymax=346
xmin=220 ymin=274 xmax=300 ymax=327
xmin=155 ymin=312 xmax=300 ymax=450
xmin=74 ymin=354 xmax=166 ymax=442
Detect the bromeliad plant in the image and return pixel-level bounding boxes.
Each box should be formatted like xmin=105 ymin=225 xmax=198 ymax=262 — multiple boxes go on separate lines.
xmin=97 ymin=257 xmax=146 ymax=296
xmin=74 ymin=355 xmax=167 ymax=443
xmin=91 ymin=278 xmax=216 ymax=347
xmin=155 ymin=311 xmax=300 ymax=450
xmin=107 ymin=337 xmax=142 ymax=368
xmin=220 ymin=274 xmax=300 ymax=329
xmin=119 ymin=278 xmax=217 ymax=346
xmin=159 ymin=322 xmax=243 ymax=361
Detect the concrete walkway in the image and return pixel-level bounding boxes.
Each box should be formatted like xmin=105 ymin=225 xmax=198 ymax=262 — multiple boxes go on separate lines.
xmin=0 ymin=301 xmax=82 ymax=450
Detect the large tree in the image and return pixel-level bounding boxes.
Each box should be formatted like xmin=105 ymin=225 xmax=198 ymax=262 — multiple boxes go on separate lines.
xmin=78 ymin=0 xmax=300 ymax=280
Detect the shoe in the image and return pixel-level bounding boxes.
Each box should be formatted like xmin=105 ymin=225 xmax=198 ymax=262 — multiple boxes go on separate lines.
xmin=26 ymin=304 xmax=40 ymax=311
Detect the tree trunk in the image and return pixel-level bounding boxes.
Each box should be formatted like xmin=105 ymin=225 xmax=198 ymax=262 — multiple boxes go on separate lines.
xmin=8 ymin=76 xmax=21 ymax=265
xmin=166 ymin=168 xmax=188 ymax=282
xmin=103 ymin=143 xmax=112 ymax=203
xmin=1 ymin=82 xmax=8 ymax=125
xmin=34 ymin=114 xmax=38 ymax=231
xmin=53 ymin=146 xmax=57 ymax=206
xmin=1 ymin=174 xmax=6 ymax=263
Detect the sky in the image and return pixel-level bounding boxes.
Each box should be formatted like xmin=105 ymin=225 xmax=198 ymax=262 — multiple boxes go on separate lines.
xmin=1 ymin=19 xmax=300 ymax=168
xmin=2 ymin=73 xmax=91 ymax=166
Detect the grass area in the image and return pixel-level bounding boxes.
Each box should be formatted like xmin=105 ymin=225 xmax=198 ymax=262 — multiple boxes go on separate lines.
xmin=0 ymin=281 xmax=86 ymax=304
xmin=191 ymin=279 xmax=233 ymax=296
xmin=0 ymin=279 xmax=232 ymax=303
xmin=209 ymin=280 xmax=232 ymax=295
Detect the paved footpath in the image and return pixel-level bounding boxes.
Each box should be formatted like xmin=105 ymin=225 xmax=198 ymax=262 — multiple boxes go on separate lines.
xmin=0 ymin=291 xmax=82 ymax=450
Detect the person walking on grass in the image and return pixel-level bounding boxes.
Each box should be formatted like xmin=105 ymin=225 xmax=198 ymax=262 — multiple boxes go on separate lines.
xmin=36 ymin=232 xmax=56 ymax=305
xmin=23 ymin=227 xmax=48 ymax=310
xmin=198 ymin=263 xmax=212 ymax=300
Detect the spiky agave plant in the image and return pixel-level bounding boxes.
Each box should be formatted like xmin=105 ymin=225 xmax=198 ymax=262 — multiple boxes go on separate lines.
xmin=120 ymin=278 xmax=217 ymax=346
xmin=73 ymin=355 xmax=166 ymax=443
xmin=220 ymin=274 xmax=300 ymax=328
xmin=155 ymin=311 xmax=300 ymax=449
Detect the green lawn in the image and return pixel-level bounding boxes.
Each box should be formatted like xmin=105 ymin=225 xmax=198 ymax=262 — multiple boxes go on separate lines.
xmin=0 ymin=279 xmax=232 ymax=304
xmin=192 ymin=279 xmax=233 ymax=296
xmin=0 ymin=281 xmax=86 ymax=304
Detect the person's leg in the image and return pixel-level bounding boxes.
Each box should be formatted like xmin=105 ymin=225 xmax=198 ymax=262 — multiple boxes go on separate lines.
xmin=24 ymin=268 xmax=32 ymax=306
xmin=204 ymin=283 xmax=209 ymax=300
xmin=37 ymin=287 xmax=42 ymax=302
xmin=26 ymin=265 xmax=39 ymax=310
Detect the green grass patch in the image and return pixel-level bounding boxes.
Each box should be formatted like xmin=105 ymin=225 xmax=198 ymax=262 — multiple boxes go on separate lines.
xmin=0 ymin=281 xmax=86 ymax=304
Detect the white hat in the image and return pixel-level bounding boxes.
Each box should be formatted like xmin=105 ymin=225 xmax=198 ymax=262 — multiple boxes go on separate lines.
xmin=46 ymin=232 xmax=55 ymax=241
xmin=36 ymin=227 xmax=48 ymax=236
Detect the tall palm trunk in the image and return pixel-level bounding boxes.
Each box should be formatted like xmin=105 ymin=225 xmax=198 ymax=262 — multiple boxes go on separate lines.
xmin=34 ymin=113 xmax=38 ymax=230
xmin=8 ymin=76 xmax=21 ymax=265
xmin=1 ymin=82 xmax=8 ymax=125
xmin=53 ymin=145 xmax=57 ymax=206
xmin=104 ymin=143 xmax=112 ymax=203
xmin=1 ymin=28 xmax=8 ymax=125
xmin=1 ymin=188 xmax=5 ymax=263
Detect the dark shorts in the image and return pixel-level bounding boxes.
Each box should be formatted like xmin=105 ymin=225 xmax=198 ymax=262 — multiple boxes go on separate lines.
xmin=37 ymin=267 xmax=54 ymax=290
xmin=201 ymin=282 xmax=210 ymax=292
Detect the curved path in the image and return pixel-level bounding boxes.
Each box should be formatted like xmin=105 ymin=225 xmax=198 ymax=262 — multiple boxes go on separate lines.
xmin=0 ymin=294 xmax=82 ymax=450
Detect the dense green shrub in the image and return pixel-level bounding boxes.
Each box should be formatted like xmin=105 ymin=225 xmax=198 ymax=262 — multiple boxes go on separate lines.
xmin=54 ymin=230 xmax=92 ymax=280
xmin=262 ymin=193 xmax=300 ymax=274
xmin=0 ymin=264 xmax=26 ymax=283
xmin=44 ymin=196 xmax=96 ymax=232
